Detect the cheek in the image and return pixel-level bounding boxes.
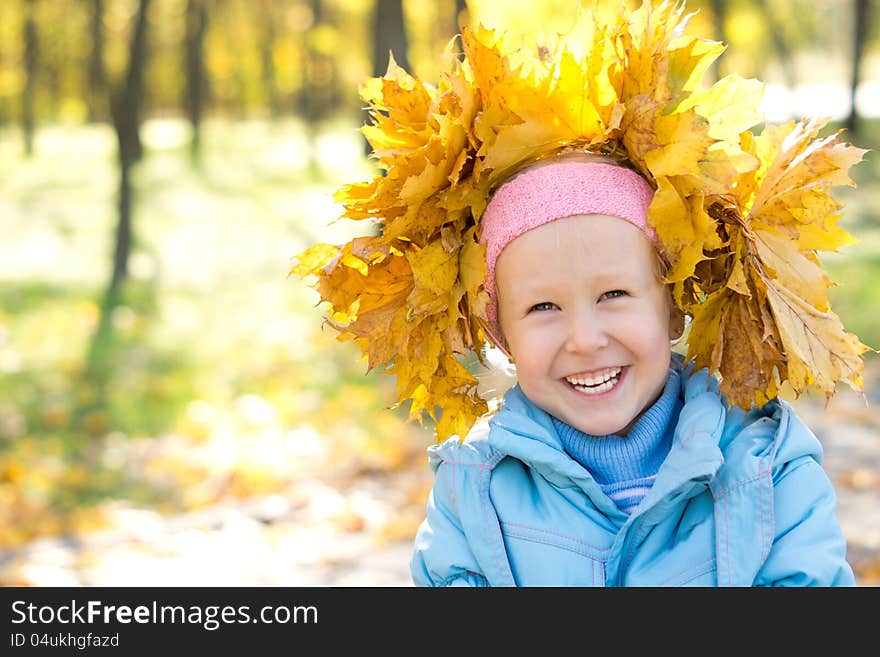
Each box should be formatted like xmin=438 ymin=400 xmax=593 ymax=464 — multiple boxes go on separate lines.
xmin=619 ymin=307 xmax=672 ymax=353
xmin=505 ymin=324 xmax=555 ymax=371
xmin=642 ymin=330 xmax=674 ymax=376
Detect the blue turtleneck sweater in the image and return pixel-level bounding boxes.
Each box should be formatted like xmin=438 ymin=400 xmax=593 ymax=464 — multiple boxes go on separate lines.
xmin=551 ymin=369 xmax=683 ymax=515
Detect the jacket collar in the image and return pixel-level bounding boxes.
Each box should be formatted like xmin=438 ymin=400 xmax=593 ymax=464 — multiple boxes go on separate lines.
xmin=487 ymin=359 xmax=726 ymax=519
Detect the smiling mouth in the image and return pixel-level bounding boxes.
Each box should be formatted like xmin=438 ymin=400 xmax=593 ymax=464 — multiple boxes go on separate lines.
xmin=565 ymin=367 xmax=623 ymax=395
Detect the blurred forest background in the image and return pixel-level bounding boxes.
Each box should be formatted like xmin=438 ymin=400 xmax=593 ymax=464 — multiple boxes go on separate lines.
xmin=1 ymin=0 xmax=879 ymax=586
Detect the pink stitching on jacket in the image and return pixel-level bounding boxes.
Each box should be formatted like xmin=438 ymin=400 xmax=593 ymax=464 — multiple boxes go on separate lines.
xmin=450 ymin=460 xmax=459 ymax=515
xmin=480 ymin=467 xmax=508 ymax=584
xmin=713 ymin=499 xmax=724 ymax=587
xmin=760 ymin=457 xmax=772 ymax=562
xmin=503 ymin=530 xmax=610 ymax=561
xmin=501 ymin=521 xmax=612 ymax=553
xmin=711 ymin=469 xmax=772 ymax=500
xmin=658 ymin=557 xmax=716 ymax=586
xmin=659 ymin=428 xmax=718 ymax=465
xmin=766 ymin=463 xmax=775 ymax=563
xmin=504 ymin=530 xmax=606 ymax=561
xmin=680 ymin=563 xmax=717 ymax=586
xmin=759 ymin=457 xmax=766 ymax=564
xmin=724 ymin=494 xmax=731 ymax=586
xmin=622 ymin=513 xmax=649 ymax=574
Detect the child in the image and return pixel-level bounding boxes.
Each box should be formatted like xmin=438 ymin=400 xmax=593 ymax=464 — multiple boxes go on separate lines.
xmin=409 ymin=152 xmax=855 ymax=587
xmin=291 ymin=0 xmax=868 ymax=586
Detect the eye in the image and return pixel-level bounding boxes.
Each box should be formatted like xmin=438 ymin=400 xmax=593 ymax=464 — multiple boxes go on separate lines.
xmin=601 ymin=290 xmax=627 ymax=301
xmin=529 ymin=302 xmax=558 ymax=312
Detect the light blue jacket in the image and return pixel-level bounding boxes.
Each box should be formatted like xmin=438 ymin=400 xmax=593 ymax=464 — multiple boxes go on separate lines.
xmin=410 ymin=363 xmax=854 ymax=586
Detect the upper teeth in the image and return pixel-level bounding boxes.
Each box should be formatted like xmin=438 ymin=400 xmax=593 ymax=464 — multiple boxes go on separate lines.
xmin=566 ymin=367 xmax=621 ymax=387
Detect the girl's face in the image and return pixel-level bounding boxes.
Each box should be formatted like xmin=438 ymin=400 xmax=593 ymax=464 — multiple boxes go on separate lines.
xmin=495 ymin=214 xmax=681 ymax=436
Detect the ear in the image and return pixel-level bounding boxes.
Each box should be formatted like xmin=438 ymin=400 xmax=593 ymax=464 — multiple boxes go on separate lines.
xmin=668 ymin=305 xmax=686 ymax=341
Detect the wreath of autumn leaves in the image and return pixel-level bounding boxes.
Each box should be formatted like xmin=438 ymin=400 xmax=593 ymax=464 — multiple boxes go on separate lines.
xmin=291 ymin=0 xmax=871 ymax=442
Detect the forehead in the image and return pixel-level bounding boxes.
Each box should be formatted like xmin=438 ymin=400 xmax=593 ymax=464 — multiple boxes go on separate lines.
xmin=495 ymin=214 xmax=659 ymax=282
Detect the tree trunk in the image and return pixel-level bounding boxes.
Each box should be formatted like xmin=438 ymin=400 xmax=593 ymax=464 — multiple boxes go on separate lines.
xmin=86 ymin=0 xmax=151 ymax=383
xmin=259 ymin=2 xmax=280 ymax=118
xmin=108 ymin=0 xmax=151 ymax=296
xmin=373 ymin=0 xmax=410 ymax=76
xmin=302 ymin=0 xmax=341 ymax=174
xmin=365 ymin=0 xmax=410 ymax=157
xmin=455 ymin=0 xmax=468 ymax=30
xmin=708 ymin=0 xmax=726 ymax=83
xmin=22 ymin=0 xmax=38 ymax=156
xmin=845 ymin=0 xmax=870 ymax=135
xmin=185 ymin=0 xmax=208 ymax=162
xmin=87 ymin=0 xmax=108 ymax=122
xmin=753 ymin=0 xmax=797 ymax=90
xmin=453 ymin=0 xmax=469 ymax=59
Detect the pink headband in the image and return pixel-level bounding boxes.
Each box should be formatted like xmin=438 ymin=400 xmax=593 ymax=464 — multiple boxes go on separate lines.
xmin=480 ymin=160 xmax=657 ymax=345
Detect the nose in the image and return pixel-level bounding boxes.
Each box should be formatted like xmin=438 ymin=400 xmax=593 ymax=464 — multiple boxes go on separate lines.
xmin=563 ymin=306 xmax=609 ymax=354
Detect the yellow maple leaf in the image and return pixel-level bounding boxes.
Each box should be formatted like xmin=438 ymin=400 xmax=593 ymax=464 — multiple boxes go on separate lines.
xmin=644 ymin=110 xmax=715 ymax=177
xmin=650 ymin=177 xmax=724 ymax=293
xmin=359 ymin=53 xmax=434 ymax=162
xmin=753 ymin=229 xmax=832 ymax=312
xmin=764 ymin=278 xmax=869 ymax=398
xmin=683 ymin=117 xmax=872 ymax=407
xmin=406 ymin=239 xmax=461 ymax=317
xmin=288 ymin=243 xmax=341 ymax=279
xmin=431 ymin=353 xmax=489 ymax=441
